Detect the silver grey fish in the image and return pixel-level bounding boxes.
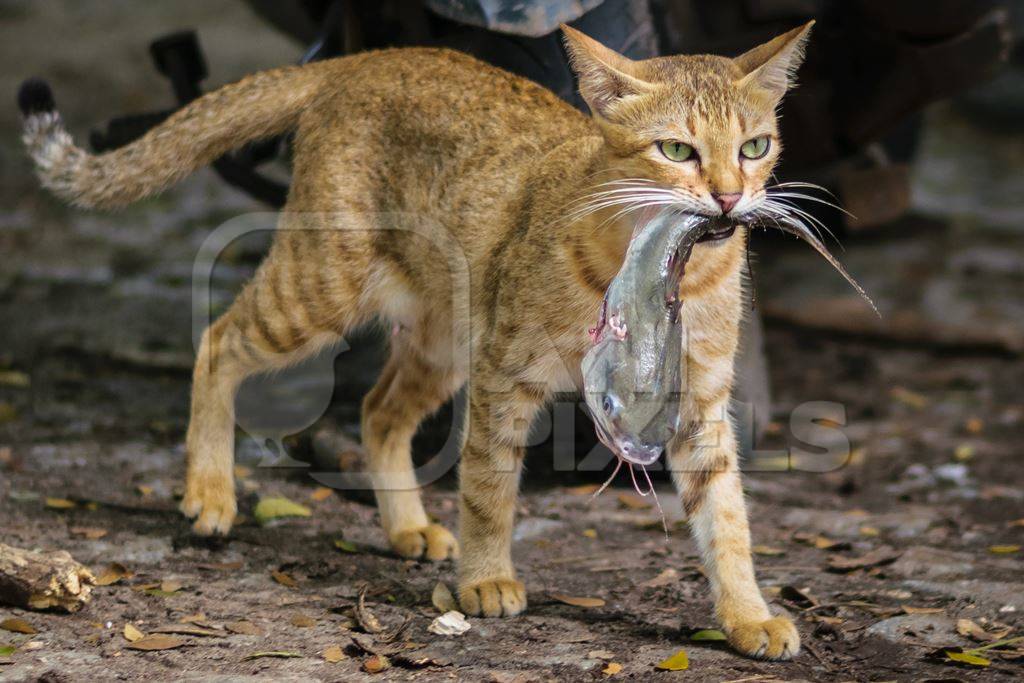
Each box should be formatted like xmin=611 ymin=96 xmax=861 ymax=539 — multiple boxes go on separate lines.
xmin=581 ymin=212 xmax=718 ymax=466
xmin=582 ymin=210 xmax=875 ymax=469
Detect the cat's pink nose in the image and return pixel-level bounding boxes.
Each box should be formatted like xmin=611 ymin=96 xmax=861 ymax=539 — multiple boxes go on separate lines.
xmin=712 ymin=192 xmax=742 ymax=214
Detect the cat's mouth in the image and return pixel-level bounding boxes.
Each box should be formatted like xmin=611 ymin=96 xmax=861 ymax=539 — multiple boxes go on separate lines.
xmin=696 ymin=217 xmax=737 ymax=244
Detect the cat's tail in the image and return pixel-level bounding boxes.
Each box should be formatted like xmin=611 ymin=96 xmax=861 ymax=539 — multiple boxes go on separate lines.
xmin=17 ymin=64 xmax=325 ymax=209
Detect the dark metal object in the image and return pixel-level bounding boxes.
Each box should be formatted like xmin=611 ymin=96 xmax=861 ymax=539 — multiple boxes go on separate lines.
xmin=90 ymin=31 xmax=289 ymax=206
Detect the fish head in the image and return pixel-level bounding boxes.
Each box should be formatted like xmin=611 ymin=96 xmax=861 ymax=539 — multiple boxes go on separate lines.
xmin=582 ymin=308 xmax=683 ymax=466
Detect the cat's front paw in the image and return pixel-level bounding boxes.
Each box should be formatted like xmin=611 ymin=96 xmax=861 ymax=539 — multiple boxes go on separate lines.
xmin=457 ymin=578 xmax=526 ymax=617
xmin=180 ymin=469 xmax=236 ymax=536
xmin=390 ymin=524 xmax=459 ymax=561
xmin=728 ymin=616 xmax=800 ymax=660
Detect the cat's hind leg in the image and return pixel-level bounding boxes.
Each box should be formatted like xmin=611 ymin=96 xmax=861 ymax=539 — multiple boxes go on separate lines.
xmin=182 ymin=226 xmax=370 ymax=535
xmin=362 ymin=325 xmax=463 ymax=560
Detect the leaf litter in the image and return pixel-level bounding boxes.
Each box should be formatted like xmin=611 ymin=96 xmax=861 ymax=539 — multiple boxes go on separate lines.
xmin=323 ymin=645 xmax=346 ymax=663
xmin=95 ymin=562 xmax=132 ymax=586
xmin=550 ymin=594 xmax=605 ymax=608
xmin=126 ymin=634 xmax=186 ymax=651
xmin=431 ymin=582 xmax=457 ymax=613
xmin=253 ymin=496 xmax=311 ymax=525
xmin=656 ymin=650 xmax=689 ymax=671
xmin=0 ymin=619 xmax=37 ymax=635
xmin=122 ymin=623 xmax=144 ymax=642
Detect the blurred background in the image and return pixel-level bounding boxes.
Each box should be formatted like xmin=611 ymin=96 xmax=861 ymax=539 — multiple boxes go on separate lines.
xmin=1 ymin=2 xmax=1023 ymax=679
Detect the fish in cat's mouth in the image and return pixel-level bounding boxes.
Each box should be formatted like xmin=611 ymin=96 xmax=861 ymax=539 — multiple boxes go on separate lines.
xmin=592 ymin=408 xmax=665 ymax=466
xmin=696 ymin=216 xmax=737 ymax=244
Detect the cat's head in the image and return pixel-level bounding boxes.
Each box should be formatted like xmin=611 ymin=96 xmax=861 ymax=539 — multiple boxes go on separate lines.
xmin=563 ymin=21 xmax=813 ymax=224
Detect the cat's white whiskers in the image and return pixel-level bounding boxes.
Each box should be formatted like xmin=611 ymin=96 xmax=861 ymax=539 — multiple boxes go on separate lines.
xmin=766 ymin=191 xmax=854 ymax=218
xmin=749 ymin=199 xmax=879 ymax=316
xmin=765 ymin=197 xmax=840 ymax=246
xmin=561 ymin=178 xmax=702 ymax=233
xmin=767 ymin=180 xmax=837 ymax=198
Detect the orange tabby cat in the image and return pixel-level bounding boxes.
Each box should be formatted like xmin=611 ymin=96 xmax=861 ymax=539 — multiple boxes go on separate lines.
xmin=20 ymin=22 xmax=814 ymax=658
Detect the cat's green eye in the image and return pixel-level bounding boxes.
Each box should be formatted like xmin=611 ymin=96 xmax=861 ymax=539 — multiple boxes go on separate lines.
xmin=740 ymin=136 xmax=771 ymax=160
xmin=658 ymin=140 xmax=695 ymax=162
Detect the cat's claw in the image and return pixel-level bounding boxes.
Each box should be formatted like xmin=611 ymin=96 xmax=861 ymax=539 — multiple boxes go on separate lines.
xmin=728 ymin=616 xmax=800 ymax=660
xmin=458 ymin=578 xmax=526 ymax=617
xmin=180 ymin=472 xmax=236 ymax=536
xmin=390 ymin=524 xmax=459 ymax=561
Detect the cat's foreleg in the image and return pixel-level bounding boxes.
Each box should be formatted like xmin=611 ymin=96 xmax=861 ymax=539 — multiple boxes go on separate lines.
xmin=670 ymin=414 xmax=800 ymax=660
xmin=455 ymin=386 xmax=541 ymax=617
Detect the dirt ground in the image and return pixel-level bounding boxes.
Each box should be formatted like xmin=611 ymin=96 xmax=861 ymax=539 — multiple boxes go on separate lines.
xmin=2 ymin=2 xmax=1024 ymax=681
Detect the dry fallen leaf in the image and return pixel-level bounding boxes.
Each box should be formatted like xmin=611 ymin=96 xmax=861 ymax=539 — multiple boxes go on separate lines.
xmin=815 ymin=615 xmax=844 ymax=626
xmin=1007 ymin=518 xmax=1024 ymax=528
xmin=428 ymin=611 xmax=471 ymax=636
xmin=779 ymin=585 xmax=818 ymax=609
xmin=290 ymin=614 xmax=316 ymax=628
xmin=311 ymin=486 xmax=333 ymax=502
xmin=988 ymin=545 xmax=1020 ymax=554
xmin=196 ymin=561 xmax=243 ymax=571
xmin=254 ymin=496 xmax=312 ymax=525
xmin=811 ymin=535 xmax=850 ymax=551
xmin=965 ymin=417 xmax=984 ymax=434
xmin=826 ymin=546 xmax=901 ymax=572
xmin=860 ymin=526 xmax=880 ymax=537
xmin=550 ymin=594 xmax=605 ymax=608
xmin=890 ymin=386 xmax=928 ymax=409
xmin=178 ymin=613 xmax=208 ymax=625
xmin=323 ymin=645 xmax=346 ymax=663
xmin=243 ymin=651 xmax=302 ymax=660
xmin=123 ymin=623 xmax=145 ymax=642
xmin=353 ymin=588 xmax=384 ymax=634
xmin=902 ymin=606 xmax=945 ymax=615
xmin=333 ymin=539 xmax=359 ymax=553
xmin=655 ymin=650 xmax=689 ymax=671
xmin=95 ymin=562 xmax=132 ymax=586
xmin=432 ymin=582 xmax=458 ymax=613
xmin=363 ymin=654 xmax=391 ymax=673
xmin=945 ymin=650 xmax=990 ymax=667
xmin=690 ymin=629 xmax=727 ymax=641
xmin=752 ymin=545 xmax=785 ymax=556
xmin=127 ymin=634 xmax=185 ymax=651
xmin=136 ymin=485 xmax=154 ymax=497
xmin=639 ymin=568 xmax=679 ymax=589
xmin=151 ymin=624 xmax=223 ymax=638
xmin=160 ymin=580 xmax=184 ymax=594
xmin=70 ymin=526 xmax=108 ymax=540
xmin=617 ymin=493 xmax=651 ymax=510
xmin=226 ymin=621 xmax=261 ymax=636
xmin=582 ymin=529 xmax=598 ymax=539
xmin=44 ymin=497 xmax=76 ymax=510
xmin=0 ymin=619 xmax=37 ymax=635
xmin=955 ymin=618 xmax=1005 ymax=642
xmin=954 ymin=444 xmax=975 ymax=462
xmin=602 ymin=662 xmax=623 ymax=675
xmin=565 ymin=483 xmax=601 ymax=496
xmin=588 ymin=650 xmax=615 ymax=660
xmin=0 ymin=371 xmax=30 ymax=388
xmin=271 ymin=570 xmax=298 ymax=588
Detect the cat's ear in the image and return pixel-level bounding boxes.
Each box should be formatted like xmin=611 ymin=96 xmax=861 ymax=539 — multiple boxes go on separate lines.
xmin=734 ymin=20 xmax=814 ymax=102
xmin=561 ymin=24 xmax=653 ymax=118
